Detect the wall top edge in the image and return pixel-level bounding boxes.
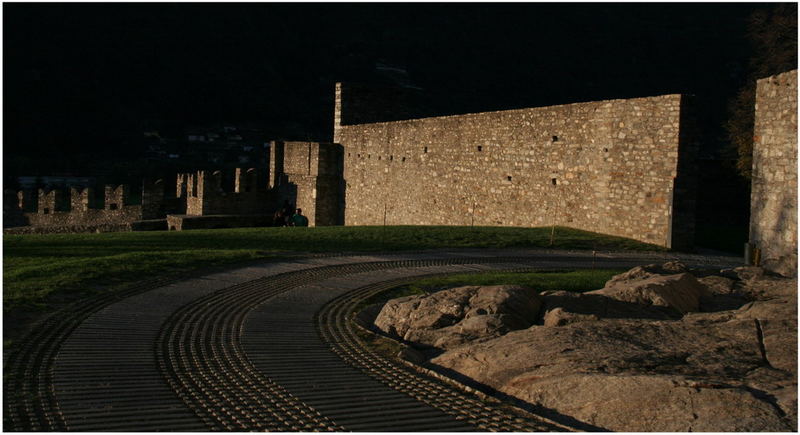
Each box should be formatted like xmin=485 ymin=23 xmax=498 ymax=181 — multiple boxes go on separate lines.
xmin=756 ymin=69 xmax=798 ymax=84
xmin=338 ymin=92 xmax=685 ymax=129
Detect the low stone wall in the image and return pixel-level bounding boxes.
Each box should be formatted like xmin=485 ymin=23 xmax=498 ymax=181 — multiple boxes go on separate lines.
xmin=4 ymin=223 xmax=136 ymax=235
xmin=3 ymin=219 xmax=168 ymax=235
xmin=166 ymin=214 xmax=273 ymax=231
xmin=21 ymin=206 xmax=144 ymax=228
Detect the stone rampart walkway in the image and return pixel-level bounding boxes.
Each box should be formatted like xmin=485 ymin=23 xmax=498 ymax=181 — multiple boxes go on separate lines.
xmin=4 ymin=249 xmax=742 ymax=431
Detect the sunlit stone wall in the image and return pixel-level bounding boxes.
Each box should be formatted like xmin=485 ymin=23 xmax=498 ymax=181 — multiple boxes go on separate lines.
xmin=750 ymin=69 xmax=797 ymax=276
xmin=335 ymin=84 xmax=698 ymax=249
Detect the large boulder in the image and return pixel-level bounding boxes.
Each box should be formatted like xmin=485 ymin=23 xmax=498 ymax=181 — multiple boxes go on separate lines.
xmin=587 ymin=272 xmax=711 ymax=315
xmin=427 ymin=271 xmax=798 ymax=432
xmin=430 ymin=315 xmax=793 ymax=431
xmin=539 ymin=290 xmax=674 ymax=326
xmin=372 ymin=262 xmax=796 ymax=431
xmin=373 ymin=285 xmax=541 ymax=349
xmin=604 ymin=261 xmax=688 ymax=285
xmin=503 ymin=374 xmax=791 ymax=432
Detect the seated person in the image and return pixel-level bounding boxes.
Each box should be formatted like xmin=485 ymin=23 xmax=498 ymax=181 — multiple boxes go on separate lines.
xmin=290 ymin=208 xmax=309 ymax=227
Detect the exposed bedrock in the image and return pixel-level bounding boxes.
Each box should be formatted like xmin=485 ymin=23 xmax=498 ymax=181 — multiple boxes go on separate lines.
xmin=374 ymin=285 xmax=542 ymax=350
xmin=371 ymin=263 xmax=797 ymax=431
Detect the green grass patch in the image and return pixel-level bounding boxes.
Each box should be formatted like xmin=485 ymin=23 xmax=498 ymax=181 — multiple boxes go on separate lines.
xmin=3 ymin=225 xmax=658 ymax=314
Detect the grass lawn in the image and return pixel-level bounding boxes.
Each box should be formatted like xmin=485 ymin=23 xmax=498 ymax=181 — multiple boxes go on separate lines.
xmin=3 ymin=225 xmax=660 ymax=316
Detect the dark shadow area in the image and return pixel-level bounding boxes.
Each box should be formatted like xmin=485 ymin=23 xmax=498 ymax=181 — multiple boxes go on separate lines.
xmin=540 ymin=293 xmax=681 ymax=321
xmin=274 ymin=175 xmax=298 ymax=211
xmin=693 ymin=159 xmax=751 ymax=254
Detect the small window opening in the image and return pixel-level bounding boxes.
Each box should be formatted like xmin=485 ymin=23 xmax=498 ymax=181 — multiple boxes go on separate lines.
xmin=378 ymin=156 xmax=381 ymax=160
xmin=402 ymin=157 xmax=406 ymax=162
xmin=348 ymin=152 xmax=351 ymax=157
xmin=477 ymin=146 xmax=483 ymax=152
xmin=109 ymin=203 xmax=119 ymax=210
xmin=390 ymin=155 xmax=393 ymax=161
xmin=43 ymin=208 xmax=50 ymax=214
xmin=423 ymin=146 xmax=428 ymax=153
xmin=368 ymin=154 xmax=371 ymax=159
xmin=552 ymin=136 xmax=559 ymax=142
xmin=507 ymin=176 xmax=512 ymax=181
xmin=551 ymin=178 xmax=557 ymax=186
xmin=603 ymin=148 xmax=609 ymax=153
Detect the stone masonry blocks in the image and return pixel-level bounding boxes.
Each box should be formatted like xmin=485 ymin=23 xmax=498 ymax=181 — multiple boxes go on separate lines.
xmin=269 ymin=141 xmax=344 ymax=226
xmin=750 ymin=69 xmax=798 ymax=276
xmin=336 ymin=84 xmax=693 ymax=248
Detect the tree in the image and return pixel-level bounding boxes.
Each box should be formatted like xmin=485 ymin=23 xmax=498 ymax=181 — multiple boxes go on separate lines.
xmin=725 ymin=4 xmax=797 ymax=179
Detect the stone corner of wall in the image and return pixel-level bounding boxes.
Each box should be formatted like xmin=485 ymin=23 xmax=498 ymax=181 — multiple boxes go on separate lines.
xmin=757 ymin=68 xmax=799 ymax=86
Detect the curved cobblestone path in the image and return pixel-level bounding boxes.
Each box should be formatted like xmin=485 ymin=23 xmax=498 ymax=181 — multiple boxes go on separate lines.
xmin=4 ymin=249 xmax=741 ymax=431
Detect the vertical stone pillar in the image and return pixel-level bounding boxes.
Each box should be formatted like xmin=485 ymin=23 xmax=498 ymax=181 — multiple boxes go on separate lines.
xmin=749 ymin=69 xmax=798 ymax=276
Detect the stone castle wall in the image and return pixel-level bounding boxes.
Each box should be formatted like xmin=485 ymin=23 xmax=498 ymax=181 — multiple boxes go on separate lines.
xmin=7 ymin=183 xmax=153 ymax=229
xmin=181 ymin=168 xmax=272 ymax=217
xmin=336 ymin=87 xmax=698 ymax=248
xmin=269 ymin=141 xmax=344 ymax=226
xmin=750 ymin=69 xmax=797 ymax=276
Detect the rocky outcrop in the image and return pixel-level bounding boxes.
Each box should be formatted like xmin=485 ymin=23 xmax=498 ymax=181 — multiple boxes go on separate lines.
xmin=373 ymin=285 xmax=541 ymax=349
xmin=370 ymin=262 xmax=797 ymax=431
xmin=587 ymin=272 xmax=711 ymax=315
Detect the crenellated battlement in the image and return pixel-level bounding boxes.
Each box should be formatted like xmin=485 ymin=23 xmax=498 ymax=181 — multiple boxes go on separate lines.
xmin=181 ymin=167 xmax=272 ymax=216
xmin=37 ymin=188 xmax=69 ymax=215
xmin=6 ymin=181 xmax=165 ymax=231
xmin=104 ymin=185 xmax=129 ymax=210
xmin=69 ymin=187 xmax=93 ymax=213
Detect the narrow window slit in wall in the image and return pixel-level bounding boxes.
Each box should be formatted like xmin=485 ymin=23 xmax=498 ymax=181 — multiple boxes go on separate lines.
xmin=552 ymin=136 xmax=559 ymax=142
xmin=368 ymin=154 xmax=371 ymax=159
xmin=378 ymin=156 xmax=382 ymax=160
xmin=551 ymin=178 xmax=557 ymax=186
xmin=390 ymin=155 xmax=393 ymax=161
xmin=477 ymin=146 xmax=482 ymax=152
xmin=402 ymin=157 xmax=406 ymax=162
xmin=423 ymin=146 xmax=428 ymax=153
xmin=507 ymin=176 xmax=512 ymax=181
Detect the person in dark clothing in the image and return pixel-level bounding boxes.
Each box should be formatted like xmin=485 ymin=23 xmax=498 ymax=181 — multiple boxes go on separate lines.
xmin=290 ymin=208 xmax=309 ymax=227
xmin=273 ymin=209 xmax=285 ymax=226
xmin=281 ymin=200 xmax=293 ymax=215
xmin=275 ymin=200 xmax=294 ymax=227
